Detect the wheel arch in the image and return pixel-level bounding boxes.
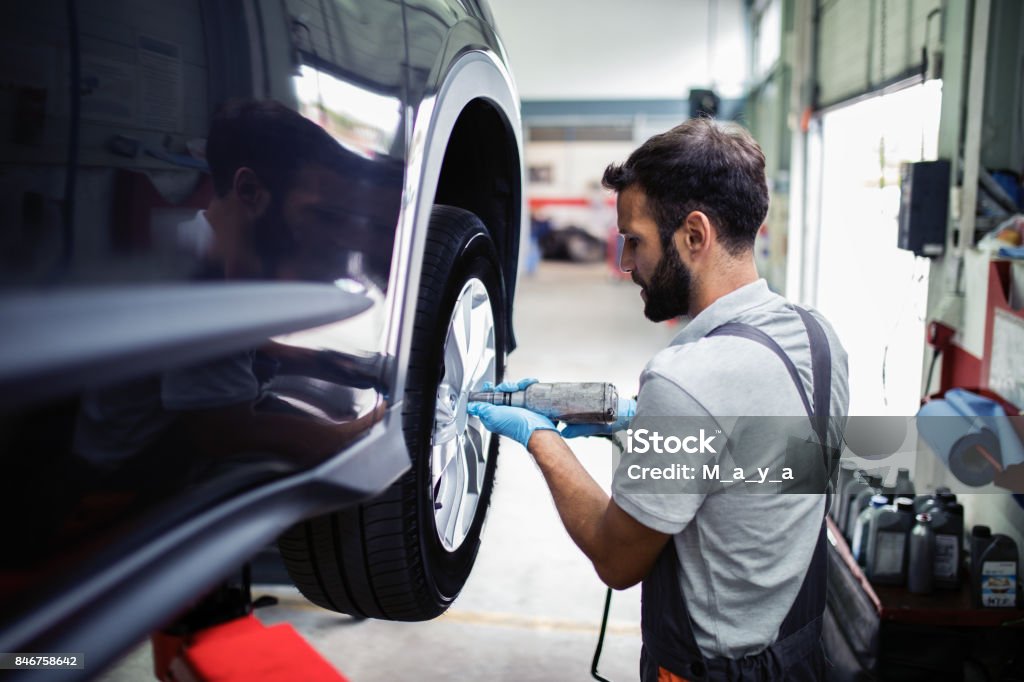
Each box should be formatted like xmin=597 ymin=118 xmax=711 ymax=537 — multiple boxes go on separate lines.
xmin=387 ymin=51 xmax=525 ymax=410
xmin=433 ymin=97 xmax=522 ymax=354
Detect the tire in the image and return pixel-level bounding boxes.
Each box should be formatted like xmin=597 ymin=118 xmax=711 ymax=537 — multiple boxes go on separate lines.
xmin=278 ymin=205 xmax=504 ymax=620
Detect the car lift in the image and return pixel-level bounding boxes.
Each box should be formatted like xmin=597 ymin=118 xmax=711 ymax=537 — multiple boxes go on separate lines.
xmin=151 ymin=565 xmax=347 ymax=681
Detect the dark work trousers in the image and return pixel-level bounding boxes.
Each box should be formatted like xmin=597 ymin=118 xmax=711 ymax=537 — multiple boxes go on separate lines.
xmin=638 ymin=306 xmax=834 ymax=682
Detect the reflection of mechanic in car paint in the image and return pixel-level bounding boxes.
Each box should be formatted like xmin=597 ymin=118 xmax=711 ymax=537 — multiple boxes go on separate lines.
xmin=73 ymin=101 xmax=385 ymax=496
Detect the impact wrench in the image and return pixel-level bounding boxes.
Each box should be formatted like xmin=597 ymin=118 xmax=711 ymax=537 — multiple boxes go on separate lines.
xmin=468 ymin=382 xmax=619 ymax=425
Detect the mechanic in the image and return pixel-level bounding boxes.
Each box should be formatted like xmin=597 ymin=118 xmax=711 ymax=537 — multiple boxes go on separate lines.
xmin=469 ymin=118 xmax=849 ymax=681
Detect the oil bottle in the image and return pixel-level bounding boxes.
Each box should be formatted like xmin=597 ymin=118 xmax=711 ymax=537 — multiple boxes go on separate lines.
xmin=908 ymin=513 xmax=935 ymax=594
xmin=852 ymin=495 xmax=888 ymax=568
xmin=847 ymin=474 xmax=884 ymax=541
xmin=867 ymin=498 xmax=914 ymax=585
xmin=972 ymin=532 xmax=1019 ymax=608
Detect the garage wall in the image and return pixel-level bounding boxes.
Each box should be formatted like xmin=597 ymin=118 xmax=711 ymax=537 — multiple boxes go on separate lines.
xmin=743 ymin=0 xmax=791 ymax=292
xmin=487 ymin=0 xmax=748 ymax=100
xmin=980 ymin=0 xmax=1024 ymax=174
xmin=816 ymin=0 xmax=942 ymax=108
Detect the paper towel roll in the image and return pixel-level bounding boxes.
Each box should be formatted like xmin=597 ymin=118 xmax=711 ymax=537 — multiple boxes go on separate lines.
xmin=918 ymin=398 xmax=1002 ymax=486
xmin=945 ymin=388 xmax=1024 ymax=469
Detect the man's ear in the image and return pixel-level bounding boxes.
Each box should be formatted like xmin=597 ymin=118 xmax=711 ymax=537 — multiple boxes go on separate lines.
xmin=232 ymin=167 xmax=270 ymax=216
xmin=672 ymin=210 xmax=713 ymax=259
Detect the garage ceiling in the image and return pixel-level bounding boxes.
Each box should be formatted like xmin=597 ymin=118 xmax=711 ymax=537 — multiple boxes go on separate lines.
xmin=487 ymin=0 xmax=748 ymax=101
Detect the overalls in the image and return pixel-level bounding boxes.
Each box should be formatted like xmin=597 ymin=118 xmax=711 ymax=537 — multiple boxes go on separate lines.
xmin=639 ymin=307 xmax=834 ymax=682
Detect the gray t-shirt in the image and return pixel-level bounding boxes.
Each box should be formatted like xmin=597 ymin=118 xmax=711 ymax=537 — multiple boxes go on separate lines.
xmin=612 ymin=279 xmax=849 ymax=659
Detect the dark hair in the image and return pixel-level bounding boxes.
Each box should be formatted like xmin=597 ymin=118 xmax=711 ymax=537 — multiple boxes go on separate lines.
xmin=206 ymin=99 xmax=342 ymax=198
xmin=602 ymin=118 xmax=769 ymax=255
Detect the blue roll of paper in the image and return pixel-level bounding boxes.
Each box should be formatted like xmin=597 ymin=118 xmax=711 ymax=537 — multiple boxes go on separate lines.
xmin=917 ymin=398 xmax=1002 ymax=486
xmin=945 ymin=388 xmax=1024 ymax=470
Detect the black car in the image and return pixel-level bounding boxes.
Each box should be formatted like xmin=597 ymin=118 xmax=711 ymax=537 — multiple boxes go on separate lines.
xmin=0 ymin=0 xmax=524 ymax=677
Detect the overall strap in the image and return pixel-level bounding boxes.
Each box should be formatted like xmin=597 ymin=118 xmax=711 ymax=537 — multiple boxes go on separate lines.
xmin=707 ymin=322 xmax=813 ymax=421
xmin=795 ymin=307 xmax=832 ymax=461
xmin=707 ymin=305 xmax=833 ymax=469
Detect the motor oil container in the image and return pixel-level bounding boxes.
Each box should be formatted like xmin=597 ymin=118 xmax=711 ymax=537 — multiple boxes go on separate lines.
xmin=833 ymin=461 xmax=858 ymax=523
xmin=893 ymin=468 xmax=915 ymax=496
xmin=894 ymin=497 xmax=915 ymax=516
xmin=932 ymin=501 xmax=964 ymax=589
xmin=847 ymin=475 xmax=884 ymax=541
xmin=907 ymin=513 xmax=935 ymax=594
xmin=913 ymin=486 xmax=952 ymax=514
xmin=852 ymin=495 xmax=888 ymax=568
xmin=972 ymin=534 xmax=1019 ymax=608
xmin=867 ymin=499 xmax=914 ymax=585
xmin=969 ymin=525 xmax=992 ymax=575
xmin=839 ymin=469 xmax=868 ymax=537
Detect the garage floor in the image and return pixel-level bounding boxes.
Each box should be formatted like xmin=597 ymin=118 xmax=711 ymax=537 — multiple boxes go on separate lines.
xmin=99 ymin=260 xmax=679 ymax=681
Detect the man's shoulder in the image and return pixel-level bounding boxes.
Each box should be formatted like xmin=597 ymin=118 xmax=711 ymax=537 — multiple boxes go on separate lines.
xmin=643 ymin=335 xmax=790 ymax=405
xmin=646 ymin=332 xmax=784 ymax=380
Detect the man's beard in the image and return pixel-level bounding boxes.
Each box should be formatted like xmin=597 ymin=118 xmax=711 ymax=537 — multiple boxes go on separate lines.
xmin=635 ymin=247 xmax=692 ymax=322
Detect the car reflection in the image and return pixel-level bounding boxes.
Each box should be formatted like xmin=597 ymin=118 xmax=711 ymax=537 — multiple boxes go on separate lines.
xmin=51 ymin=99 xmax=395 ymax=548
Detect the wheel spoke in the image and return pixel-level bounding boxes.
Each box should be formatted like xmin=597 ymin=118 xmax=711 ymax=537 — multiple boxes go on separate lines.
xmin=444 ymin=434 xmax=471 ymax=547
xmin=464 ymin=424 xmax=483 ymax=496
xmin=433 ymin=438 xmax=459 ymax=530
xmin=467 ymin=346 xmax=496 ymax=394
xmin=444 ymin=324 xmax=464 ymax=396
xmin=462 ymin=287 xmax=495 ymax=392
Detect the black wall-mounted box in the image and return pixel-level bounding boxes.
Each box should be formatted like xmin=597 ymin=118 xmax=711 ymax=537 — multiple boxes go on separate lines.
xmin=898 ymin=160 xmax=951 ymax=257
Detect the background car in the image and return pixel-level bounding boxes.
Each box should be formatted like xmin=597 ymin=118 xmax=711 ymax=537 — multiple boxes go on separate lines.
xmin=0 ymin=0 xmax=524 ymax=677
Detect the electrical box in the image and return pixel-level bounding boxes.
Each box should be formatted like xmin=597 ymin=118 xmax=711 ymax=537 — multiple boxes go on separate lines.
xmin=898 ymin=160 xmax=951 ymax=258
xmin=688 ymin=89 xmax=720 ymax=119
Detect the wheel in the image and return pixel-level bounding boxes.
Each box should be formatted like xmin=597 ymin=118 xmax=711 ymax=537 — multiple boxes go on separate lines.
xmin=278 ymin=205 xmax=504 ymax=620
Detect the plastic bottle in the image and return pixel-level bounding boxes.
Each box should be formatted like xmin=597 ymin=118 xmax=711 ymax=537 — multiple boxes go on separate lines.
xmin=847 ymin=474 xmax=884 ymax=541
xmin=893 ymin=468 xmax=915 ymax=496
xmin=913 ymin=486 xmax=952 ymax=514
xmin=907 ymin=513 xmax=935 ymax=594
xmin=839 ymin=469 xmax=868 ymax=536
xmin=852 ymin=495 xmax=888 ymax=568
xmin=973 ymin=533 xmax=1019 ymax=608
xmin=932 ymin=501 xmax=964 ymax=590
xmin=868 ymin=498 xmax=914 ymax=584
xmin=833 ymin=462 xmax=858 ymax=523
xmin=969 ymin=525 xmax=993 ymax=576
xmin=894 ymin=497 xmax=915 ymax=516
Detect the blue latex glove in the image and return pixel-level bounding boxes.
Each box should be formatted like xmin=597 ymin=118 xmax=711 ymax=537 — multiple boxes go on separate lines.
xmin=467 ymin=377 xmax=557 ymax=447
xmin=560 ymin=397 xmax=636 ymax=439
xmin=481 ymin=377 xmax=539 ymax=393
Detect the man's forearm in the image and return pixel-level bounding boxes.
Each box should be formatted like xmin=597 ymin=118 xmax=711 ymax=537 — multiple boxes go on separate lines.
xmin=526 ymin=429 xmax=610 ymax=564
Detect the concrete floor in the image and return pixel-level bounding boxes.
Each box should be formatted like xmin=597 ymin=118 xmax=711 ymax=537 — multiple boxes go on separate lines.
xmin=99 ymin=260 xmax=679 ymax=681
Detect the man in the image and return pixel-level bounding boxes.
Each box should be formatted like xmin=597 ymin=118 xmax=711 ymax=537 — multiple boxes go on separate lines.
xmin=469 ymin=118 xmax=849 ymax=681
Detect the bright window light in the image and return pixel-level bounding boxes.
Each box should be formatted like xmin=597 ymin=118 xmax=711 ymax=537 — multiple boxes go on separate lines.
xmin=812 ymin=80 xmax=943 ymax=416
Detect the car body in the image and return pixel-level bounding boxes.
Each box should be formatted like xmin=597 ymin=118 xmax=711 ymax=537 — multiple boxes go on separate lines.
xmin=0 ymin=0 xmax=524 ymax=677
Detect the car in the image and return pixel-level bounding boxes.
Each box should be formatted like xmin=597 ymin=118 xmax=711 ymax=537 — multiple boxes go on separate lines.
xmin=0 ymin=0 xmax=524 ymax=677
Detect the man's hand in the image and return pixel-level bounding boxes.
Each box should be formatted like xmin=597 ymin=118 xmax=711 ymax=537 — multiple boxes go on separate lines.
xmin=468 ymin=402 xmax=557 ymax=447
xmin=468 ymin=377 xmax=558 ymax=447
xmin=560 ymin=397 xmax=636 ymax=439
